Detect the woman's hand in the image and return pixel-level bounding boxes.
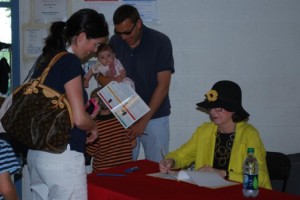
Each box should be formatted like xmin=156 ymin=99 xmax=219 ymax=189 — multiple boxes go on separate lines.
xmin=159 ymin=158 xmax=175 ymax=174
xmin=86 ymin=129 xmax=98 ymax=143
xmin=197 ymin=165 xmax=227 ymax=178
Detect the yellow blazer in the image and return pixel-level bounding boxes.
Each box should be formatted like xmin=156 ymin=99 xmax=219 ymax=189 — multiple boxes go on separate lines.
xmin=166 ymin=121 xmax=272 ymax=189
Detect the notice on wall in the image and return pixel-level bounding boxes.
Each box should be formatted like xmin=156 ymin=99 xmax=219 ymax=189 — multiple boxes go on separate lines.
xmin=23 ymin=26 xmax=48 ymax=58
xmin=123 ymin=0 xmax=158 ymax=23
xmin=83 ymin=0 xmax=158 ymax=24
xmin=33 ymin=0 xmax=68 ymax=23
xmin=84 ymin=0 xmax=120 ymax=24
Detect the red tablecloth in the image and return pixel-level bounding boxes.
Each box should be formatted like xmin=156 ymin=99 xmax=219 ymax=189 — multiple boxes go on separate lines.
xmin=88 ymin=159 xmax=300 ymax=200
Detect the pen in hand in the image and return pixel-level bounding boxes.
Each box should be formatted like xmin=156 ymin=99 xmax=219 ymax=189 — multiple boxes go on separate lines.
xmin=161 ymin=149 xmax=169 ymax=174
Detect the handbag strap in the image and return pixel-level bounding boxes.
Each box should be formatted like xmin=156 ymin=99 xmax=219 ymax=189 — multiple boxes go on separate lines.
xmin=38 ymin=52 xmax=68 ymax=84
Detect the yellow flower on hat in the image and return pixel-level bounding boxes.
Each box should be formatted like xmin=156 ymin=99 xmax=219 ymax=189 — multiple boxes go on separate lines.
xmin=205 ymin=90 xmax=218 ymax=102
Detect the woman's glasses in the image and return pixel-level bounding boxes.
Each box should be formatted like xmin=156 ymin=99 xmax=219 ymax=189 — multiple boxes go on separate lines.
xmin=209 ymin=108 xmax=223 ymax=112
xmin=114 ymin=22 xmax=137 ymax=36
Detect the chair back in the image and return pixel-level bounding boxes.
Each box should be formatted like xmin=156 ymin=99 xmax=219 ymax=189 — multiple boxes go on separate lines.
xmin=266 ymin=151 xmax=291 ymax=192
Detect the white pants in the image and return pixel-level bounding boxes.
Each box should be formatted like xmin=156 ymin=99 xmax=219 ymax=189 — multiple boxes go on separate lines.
xmin=27 ymin=146 xmax=87 ymax=200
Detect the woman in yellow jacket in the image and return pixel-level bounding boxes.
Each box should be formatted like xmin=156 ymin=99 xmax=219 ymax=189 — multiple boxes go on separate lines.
xmin=159 ymin=80 xmax=271 ymax=189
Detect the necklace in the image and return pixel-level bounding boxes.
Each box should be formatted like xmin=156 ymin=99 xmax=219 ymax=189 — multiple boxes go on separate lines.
xmin=214 ymin=131 xmax=235 ymax=168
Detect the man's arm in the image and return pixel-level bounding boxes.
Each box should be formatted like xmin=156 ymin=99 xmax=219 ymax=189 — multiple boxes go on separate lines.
xmin=96 ymin=73 xmax=114 ymax=87
xmin=127 ymin=70 xmax=172 ymax=139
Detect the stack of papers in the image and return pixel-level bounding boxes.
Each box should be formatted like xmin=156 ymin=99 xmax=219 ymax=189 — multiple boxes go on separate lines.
xmin=147 ymin=170 xmax=239 ymax=189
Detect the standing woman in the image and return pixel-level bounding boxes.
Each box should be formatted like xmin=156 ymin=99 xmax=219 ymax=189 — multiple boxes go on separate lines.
xmin=27 ymin=9 xmax=109 ymax=200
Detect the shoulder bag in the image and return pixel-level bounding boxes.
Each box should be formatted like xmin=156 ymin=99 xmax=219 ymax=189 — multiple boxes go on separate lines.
xmin=1 ymin=52 xmax=73 ymax=153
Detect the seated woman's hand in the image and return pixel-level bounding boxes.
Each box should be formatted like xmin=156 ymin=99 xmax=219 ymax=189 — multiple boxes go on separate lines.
xmin=197 ymin=165 xmax=226 ymax=178
xmin=197 ymin=165 xmax=214 ymax=172
xmin=159 ymin=158 xmax=175 ymax=174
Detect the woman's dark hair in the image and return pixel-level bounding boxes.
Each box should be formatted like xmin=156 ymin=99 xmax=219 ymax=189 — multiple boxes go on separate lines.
xmin=32 ymin=9 xmax=109 ymax=73
xmin=232 ymin=112 xmax=249 ymax=123
xmin=113 ymin=4 xmax=140 ymax=25
xmin=43 ymin=8 xmax=108 ymax=56
xmin=43 ymin=21 xmax=66 ymax=56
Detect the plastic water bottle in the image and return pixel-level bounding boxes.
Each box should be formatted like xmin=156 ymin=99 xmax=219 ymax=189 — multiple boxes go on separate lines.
xmin=243 ymin=148 xmax=259 ymax=198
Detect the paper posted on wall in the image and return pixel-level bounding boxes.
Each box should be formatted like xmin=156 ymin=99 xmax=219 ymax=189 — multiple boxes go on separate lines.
xmin=147 ymin=170 xmax=239 ymax=189
xmin=97 ymin=81 xmax=150 ymax=129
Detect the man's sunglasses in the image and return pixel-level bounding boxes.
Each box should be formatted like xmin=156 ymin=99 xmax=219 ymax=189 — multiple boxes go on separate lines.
xmin=114 ymin=21 xmax=137 ymax=36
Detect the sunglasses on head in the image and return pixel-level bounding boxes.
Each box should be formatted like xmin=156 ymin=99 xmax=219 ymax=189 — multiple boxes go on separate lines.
xmin=114 ymin=21 xmax=137 ymax=36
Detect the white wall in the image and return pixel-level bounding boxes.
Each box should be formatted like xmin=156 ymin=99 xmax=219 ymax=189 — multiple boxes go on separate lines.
xmin=19 ymin=0 xmax=300 ymax=155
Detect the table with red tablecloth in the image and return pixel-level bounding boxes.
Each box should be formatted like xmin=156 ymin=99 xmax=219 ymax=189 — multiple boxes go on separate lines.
xmin=88 ymin=159 xmax=300 ymax=200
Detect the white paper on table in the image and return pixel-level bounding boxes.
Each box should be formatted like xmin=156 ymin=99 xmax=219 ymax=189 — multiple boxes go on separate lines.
xmin=178 ymin=171 xmax=239 ymax=188
xmin=147 ymin=170 xmax=239 ymax=189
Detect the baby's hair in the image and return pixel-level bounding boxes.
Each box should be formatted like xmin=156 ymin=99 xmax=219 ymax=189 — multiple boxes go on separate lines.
xmin=96 ymin=43 xmax=115 ymax=56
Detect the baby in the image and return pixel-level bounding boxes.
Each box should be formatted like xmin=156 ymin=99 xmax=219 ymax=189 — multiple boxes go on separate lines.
xmin=84 ymin=43 xmax=135 ymax=89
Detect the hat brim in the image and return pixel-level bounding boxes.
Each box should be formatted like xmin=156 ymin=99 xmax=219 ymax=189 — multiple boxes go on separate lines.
xmin=196 ymin=99 xmax=249 ymax=117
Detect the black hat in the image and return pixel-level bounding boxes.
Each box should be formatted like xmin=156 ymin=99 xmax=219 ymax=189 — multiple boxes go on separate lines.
xmin=196 ymin=80 xmax=249 ymax=118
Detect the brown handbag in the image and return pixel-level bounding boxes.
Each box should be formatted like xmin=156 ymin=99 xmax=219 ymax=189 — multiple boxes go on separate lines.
xmin=1 ymin=52 xmax=73 ymax=153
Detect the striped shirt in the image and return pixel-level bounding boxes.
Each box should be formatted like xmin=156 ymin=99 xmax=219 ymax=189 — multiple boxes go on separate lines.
xmin=86 ymin=114 xmax=133 ymax=172
xmin=0 ymin=139 xmax=21 ymax=200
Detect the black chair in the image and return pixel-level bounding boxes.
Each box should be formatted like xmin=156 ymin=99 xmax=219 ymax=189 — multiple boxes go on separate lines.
xmin=266 ymin=151 xmax=291 ymax=192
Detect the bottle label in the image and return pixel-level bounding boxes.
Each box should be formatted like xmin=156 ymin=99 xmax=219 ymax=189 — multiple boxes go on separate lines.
xmin=243 ymin=174 xmax=258 ymax=190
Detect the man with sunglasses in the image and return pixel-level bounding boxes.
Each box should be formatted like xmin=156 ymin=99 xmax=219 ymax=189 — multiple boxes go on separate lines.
xmin=97 ymin=4 xmax=174 ymax=162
